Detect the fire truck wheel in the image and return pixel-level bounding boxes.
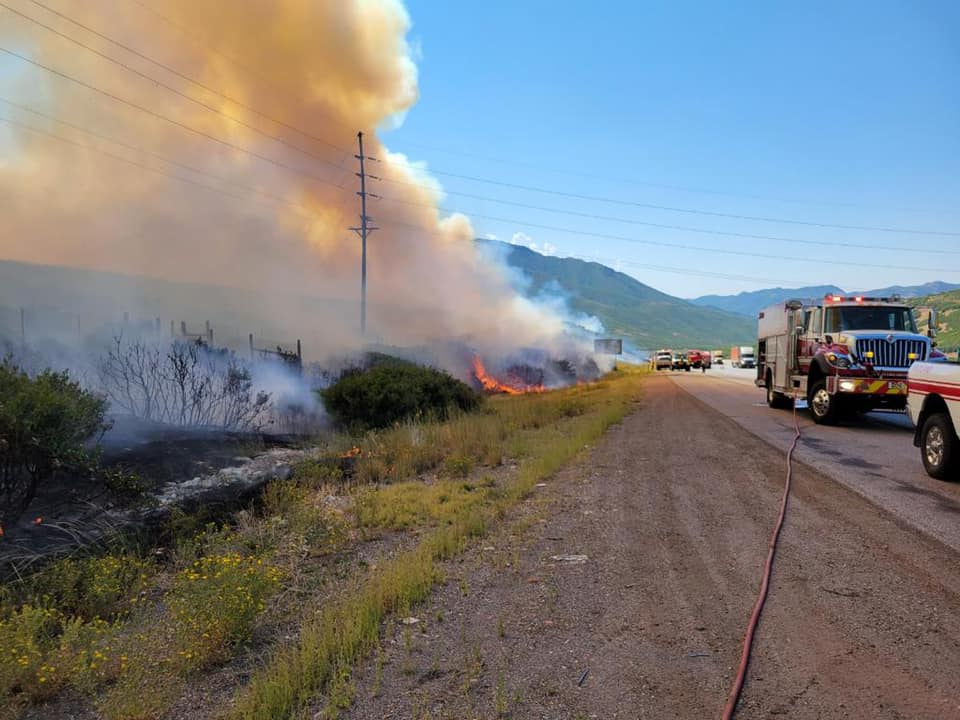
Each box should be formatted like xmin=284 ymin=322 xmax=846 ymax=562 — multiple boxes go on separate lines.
xmin=765 ymin=376 xmax=791 ymax=410
xmin=920 ymin=413 xmax=960 ymax=481
xmin=808 ymin=378 xmax=838 ymax=425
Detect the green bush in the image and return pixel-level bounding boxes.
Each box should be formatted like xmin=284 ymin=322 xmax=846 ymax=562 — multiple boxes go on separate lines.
xmin=101 ymin=466 xmax=146 ymax=498
xmin=0 ymin=359 xmax=110 ymax=522
xmin=321 ymin=358 xmax=480 ymax=431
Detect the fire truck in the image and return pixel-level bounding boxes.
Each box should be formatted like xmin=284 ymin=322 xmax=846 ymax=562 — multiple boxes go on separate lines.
xmin=755 ymin=294 xmax=943 ymax=424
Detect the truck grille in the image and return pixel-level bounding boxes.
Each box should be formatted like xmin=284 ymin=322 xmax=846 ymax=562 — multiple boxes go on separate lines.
xmin=854 ymin=338 xmax=927 ymax=368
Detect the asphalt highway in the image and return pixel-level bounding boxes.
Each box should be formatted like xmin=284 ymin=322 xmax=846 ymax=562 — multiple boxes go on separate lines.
xmin=668 ymin=363 xmax=960 ymax=553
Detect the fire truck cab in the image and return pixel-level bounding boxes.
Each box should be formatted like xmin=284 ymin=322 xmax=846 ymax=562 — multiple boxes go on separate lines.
xmin=755 ymin=294 xmax=941 ymax=424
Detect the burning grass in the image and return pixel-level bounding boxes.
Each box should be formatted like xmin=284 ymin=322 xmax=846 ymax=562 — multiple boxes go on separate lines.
xmin=0 ymin=365 xmax=647 ymax=720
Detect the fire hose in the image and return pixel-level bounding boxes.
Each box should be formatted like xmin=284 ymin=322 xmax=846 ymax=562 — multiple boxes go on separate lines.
xmin=721 ymin=392 xmax=802 ymax=719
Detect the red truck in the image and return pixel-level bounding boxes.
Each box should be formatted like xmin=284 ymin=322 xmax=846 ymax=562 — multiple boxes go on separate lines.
xmin=686 ymin=350 xmax=711 ymax=372
xmin=756 ymin=294 xmax=943 ymax=424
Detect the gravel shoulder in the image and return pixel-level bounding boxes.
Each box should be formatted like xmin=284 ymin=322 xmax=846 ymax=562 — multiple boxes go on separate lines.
xmin=342 ymin=375 xmax=960 ymax=719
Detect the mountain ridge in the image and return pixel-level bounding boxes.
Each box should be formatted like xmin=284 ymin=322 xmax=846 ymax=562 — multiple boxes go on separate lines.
xmin=479 ymin=240 xmax=755 ymax=350
xmin=692 ymin=281 xmax=960 ymax=318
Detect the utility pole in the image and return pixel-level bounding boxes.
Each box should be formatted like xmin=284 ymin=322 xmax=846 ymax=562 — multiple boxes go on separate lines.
xmin=350 ymin=131 xmax=380 ymax=336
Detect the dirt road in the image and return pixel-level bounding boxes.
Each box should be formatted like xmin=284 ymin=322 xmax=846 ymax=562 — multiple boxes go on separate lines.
xmin=342 ymin=376 xmax=960 ymax=719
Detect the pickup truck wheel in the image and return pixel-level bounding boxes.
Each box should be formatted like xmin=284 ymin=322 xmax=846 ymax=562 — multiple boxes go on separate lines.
xmin=920 ymin=413 xmax=960 ymax=480
xmin=808 ymin=378 xmax=838 ymax=424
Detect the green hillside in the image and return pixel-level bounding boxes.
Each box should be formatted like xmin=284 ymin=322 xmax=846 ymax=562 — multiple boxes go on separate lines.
xmin=483 ymin=240 xmax=755 ymax=350
xmin=908 ymin=289 xmax=960 ymax=353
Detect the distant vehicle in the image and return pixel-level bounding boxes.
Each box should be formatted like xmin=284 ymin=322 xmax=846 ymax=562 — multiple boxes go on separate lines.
xmin=712 ymin=350 xmax=724 ymax=366
xmin=687 ymin=349 xmax=702 ymax=369
xmin=731 ymin=345 xmax=755 ymax=369
xmin=907 ymin=361 xmax=960 ymax=479
xmin=700 ymin=351 xmax=712 ymax=371
xmin=757 ymin=294 xmax=943 ymax=424
xmin=672 ymin=352 xmax=690 ymax=372
xmin=654 ymin=350 xmax=673 ymax=371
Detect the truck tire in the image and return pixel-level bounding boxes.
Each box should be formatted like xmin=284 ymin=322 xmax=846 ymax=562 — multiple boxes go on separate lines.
xmin=920 ymin=413 xmax=960 ymax=480
xmin=765 ymin=373 xmax=792 ymax=410
xmin=808 ymin=378 xmax=838 ymax=425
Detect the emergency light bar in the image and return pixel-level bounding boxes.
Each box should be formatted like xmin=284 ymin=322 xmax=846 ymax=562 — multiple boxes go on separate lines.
xmin=824 ymin=294 xmax=903 ymax=304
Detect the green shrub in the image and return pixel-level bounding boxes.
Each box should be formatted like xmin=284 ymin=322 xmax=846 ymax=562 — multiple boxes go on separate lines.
xmin=0 ymin=359 xmax=110 ymax=522
xmin=101 ymin=466 xmax=146 ymax=498
xmin=321 ymin=358 xmax=480 ymax=431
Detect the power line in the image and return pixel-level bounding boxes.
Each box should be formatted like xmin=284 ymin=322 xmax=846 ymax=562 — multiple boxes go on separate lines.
xmin=569 ymin=254 xmax=818 ymax=287
xmin=385 ymin=137 xmax=934 ymax=215
xmin=20 ymin=0 xmax=351 ymax=161
xmin=0 ymin=112 xmax=346 ymax=225
xmin=4 ymin=93 xmax=955 ymax=277
xmin=127 ymin=0 xmax=316 ymax=124
xmin=4 ymin=101 xmax=952 ymax=278
xmin=0 ymin=98 xmax=333 ymax=214
xmin=385 ymin=212 xmax=958 ymax=273
xmin=0 ymin=113 xmax=258 ymax=201
xmin=1 ymin=1 xmax=351 ymax=178
xmin=0 ymin=45 xmax=345 ymax=190
xmin=6 ymin=26 xmax=915 ymax=259
xmin=375 ymin=183 xmax=960 ymax=255
xmin=7 ymin=0 xmax=948 ymax=266
xmin=1 ymin=110 xmax=940 ymax=292
xmin=378 ymin=166 xmax=960 ymax=237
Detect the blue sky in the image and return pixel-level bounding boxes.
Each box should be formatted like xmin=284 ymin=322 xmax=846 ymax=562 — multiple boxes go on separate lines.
xmin=383 ymin=0 xmax=960 ymax=298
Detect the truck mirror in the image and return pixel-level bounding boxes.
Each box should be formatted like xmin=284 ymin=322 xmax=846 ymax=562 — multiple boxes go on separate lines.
xmin=928 ymin=309 xmax=938 ymax=338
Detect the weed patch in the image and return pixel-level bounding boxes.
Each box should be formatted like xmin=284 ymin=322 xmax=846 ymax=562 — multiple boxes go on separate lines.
xmin=169 ymin=553 xmax=282 ymax=671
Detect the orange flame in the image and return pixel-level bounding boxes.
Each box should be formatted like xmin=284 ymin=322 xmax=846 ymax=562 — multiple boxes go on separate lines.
xmin=339 ymin=446 xmax=362 ymax=459
xmin=472 ymin=356 xmax=545 ymax=395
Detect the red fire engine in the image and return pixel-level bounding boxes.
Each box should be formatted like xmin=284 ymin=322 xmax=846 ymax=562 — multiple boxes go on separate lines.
xmin=756 ymin=294 xmax=943 ymax=424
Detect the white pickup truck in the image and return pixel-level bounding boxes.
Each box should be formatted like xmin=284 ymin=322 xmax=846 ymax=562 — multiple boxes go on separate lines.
xmin=907 ymin=361 xmax=960 ymax=479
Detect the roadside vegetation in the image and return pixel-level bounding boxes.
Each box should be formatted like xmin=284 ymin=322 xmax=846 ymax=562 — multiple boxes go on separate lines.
xmin=0 ymin=359 xmax=110 ymax=525
xmin=0 ymin=363 xmax=646 ymax=720
xmin=321 ymin=356 xmax=481 ymax=431
xmin=910 ymin=289 xmax=960 ymax=355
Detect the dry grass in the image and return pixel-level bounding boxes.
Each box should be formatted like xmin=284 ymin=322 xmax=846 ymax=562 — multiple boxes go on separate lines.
xmin=228 ymin=365 xmax=646 ymax=719
xmin=0 ymin=365 xmax=647 ymax=720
